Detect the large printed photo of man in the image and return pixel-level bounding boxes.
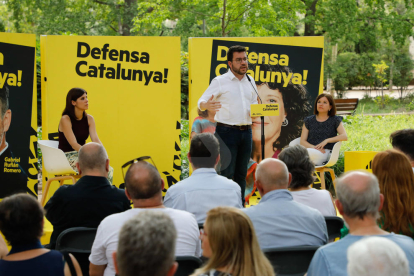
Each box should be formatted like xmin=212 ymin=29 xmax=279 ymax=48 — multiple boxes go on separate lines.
xmin=0 ymin=85 xmax=27 ymax=198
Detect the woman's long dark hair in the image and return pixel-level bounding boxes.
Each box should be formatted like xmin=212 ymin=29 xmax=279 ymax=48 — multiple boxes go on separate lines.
xmin=62 ymin=88 xmax=87 ymax=119
xmin=249 ymin=63 xmax=311 ymax=150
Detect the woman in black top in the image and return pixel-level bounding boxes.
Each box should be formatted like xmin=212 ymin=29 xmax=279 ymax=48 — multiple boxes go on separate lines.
xmin=58 ymin=88 xmax=113 ymax=183
xmin=300 ymin=93 xmax=348 ymax=166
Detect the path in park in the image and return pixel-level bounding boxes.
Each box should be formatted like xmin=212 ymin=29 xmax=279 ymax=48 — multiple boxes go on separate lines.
xmin=327 ymin=85 xmax=414 ymax=99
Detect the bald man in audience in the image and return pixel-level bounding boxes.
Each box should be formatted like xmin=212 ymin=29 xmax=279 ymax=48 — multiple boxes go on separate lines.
xmin=45 ymin=142 xmax=130 ymax=249
xmin=89 ymin=161 xmax=200 ymax=276
xmin=307 ymin=171 xmax=414 ymax=276
xmin=243 ymin=158 xmax=328 ymax=249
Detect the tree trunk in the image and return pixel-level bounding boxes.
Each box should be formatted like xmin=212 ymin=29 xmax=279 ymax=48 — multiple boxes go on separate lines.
xmin=303 ymin=0 xmax=318 ymax=36
xmin=221 ymin=0 xmax=227 ymax=37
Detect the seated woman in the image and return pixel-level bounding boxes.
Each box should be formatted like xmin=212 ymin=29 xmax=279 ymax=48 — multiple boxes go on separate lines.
xmin=191 ymin=206 xmax=274 ymax=276
xmin=279 ymin=145 xmax=336 ymax=216
xmin=59 ymin=88 xmax=113 ymax=183
xmin=300 ymin=93 xmax=347 ymax=166
xmin=372 ymin=149 xmax=414 ymax=238
xmin=0 ymin=194 xmax=82 ymax=275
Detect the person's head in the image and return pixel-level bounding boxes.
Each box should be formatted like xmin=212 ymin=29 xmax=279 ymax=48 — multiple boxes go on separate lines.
xmin=347 ymin=237 xmax=409 ymax=276
xmin=197 ymin=108 xmax=216 ymax=118
xmin=0 ymin=85 xmax=11 ymax=149
xmin=196 ymin=207 xmax=274 ymax=276
xmin=76 ymin=142 xmax=109 ymax=176
xmin=227 ymin=45 xmax=248 ymax=77
xmin=188 ymin=133 xmax=220 ymax=169
xmin=62 ymin=88 xmax=88 ymax=119
xmin=249 ymin=63 xmax=311 ymax=152
xmin=372 ymin=149 xmax=414 ymax=236
xmin=335 ymin=171 xmax=382 ymax=221
xmin=114 ymin=211 xmax=178 ymax=276
xmin=0 ymin=194 xmax=44 ymax=246
xmin=390 ymin=129 xmax=414 ymax=164
xmin=255 ymin=158 xmax=291 ymax=196
xmin=278 ymin=145 xmax=315 ymax=189
xmin=314 ymin=93 xmax=336 ymax=116
xmin=124 ymin=161 xmax=163 ymax=201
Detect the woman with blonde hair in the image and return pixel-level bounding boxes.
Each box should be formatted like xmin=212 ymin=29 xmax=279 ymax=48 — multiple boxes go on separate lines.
xmin=191 ymin=206 xmax=274 ymax=276
xmin=372 ymin=149 xmax=414 ymax=238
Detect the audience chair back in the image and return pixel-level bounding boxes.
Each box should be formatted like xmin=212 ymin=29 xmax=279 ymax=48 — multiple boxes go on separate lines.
xmin=325 ymin=216 xmax=344 ymax=241
xmin=175 ymin=256 xmax=203 ymax=276
xmin=56 ymin=227 xmax=97 ymax=276
xmin=38 ymin=140 xmax=80 ymax=206
xmin=263 ymin=246 xmax=320 ymax=276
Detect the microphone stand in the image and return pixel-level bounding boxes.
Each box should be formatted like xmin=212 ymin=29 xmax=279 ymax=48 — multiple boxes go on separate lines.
xmin=247 ymin=75 xmax=265 ymax=162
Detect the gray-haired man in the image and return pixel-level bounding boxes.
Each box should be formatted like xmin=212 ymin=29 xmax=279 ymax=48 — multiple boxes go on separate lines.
xmin=113 ymin=211 xmax=178 ymax=276
xmin=307 ymin=171 xmax=414 ymax=276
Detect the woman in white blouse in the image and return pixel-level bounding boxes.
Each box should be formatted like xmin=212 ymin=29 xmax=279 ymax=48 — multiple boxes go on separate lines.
xmin=279 ymin=145 xmax=336 ymax=216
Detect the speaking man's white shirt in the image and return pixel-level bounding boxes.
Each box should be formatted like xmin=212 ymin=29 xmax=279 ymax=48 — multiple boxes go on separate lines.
xmin=198 ymin=70 xmax=258 ymax=126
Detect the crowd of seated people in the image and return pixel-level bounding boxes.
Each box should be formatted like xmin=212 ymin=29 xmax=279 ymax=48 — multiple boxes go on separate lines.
xmin=0 ymin=127 xmax=414 ymax=276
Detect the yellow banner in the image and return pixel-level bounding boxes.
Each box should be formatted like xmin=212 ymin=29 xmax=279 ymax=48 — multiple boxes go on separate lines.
xmin=0 ymin=32 xmax=37 ymax=199
xmin=41 ymin=36 xmax=181 ymax=200
xmin=189 ymin=37 xmax=324 ymax=163
xmin=251 ymin=104 xmax=279 ymax=117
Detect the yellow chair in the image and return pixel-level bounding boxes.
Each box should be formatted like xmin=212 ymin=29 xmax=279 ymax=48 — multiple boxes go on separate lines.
xmin=315 ymin=142 xmax=342 ymax=191
xmin=38 ymin=140 xmax=80 ymax=206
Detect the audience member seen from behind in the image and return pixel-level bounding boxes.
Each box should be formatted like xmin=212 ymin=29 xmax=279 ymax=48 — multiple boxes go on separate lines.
xmin=113 ymin=211 xmax=178 ymax=276
xmin=347 ymin=237 xmax=409 ymax=276
xmin=89 ymin=161 xmax=200 ymax=276
xmin=164 ymin=133 xmax=242 ymax=223
xmin=279 ymin=145 xmax=336 ymax=216
xmin=300 ymin=93 xmax=347 ymax=166
xmin=191 ymin=206 xmax=274 ymax=276
xmin=0 ymin=194 xmax=82 ymax=276
xmin=372 ymin=149 xmax=414 ymax=238
xmin=243 ymin=158 xmax=328 ymax=249
xmin=45 ymin=142 xmax=130 ymax=249
xmin=390 ymin=129 xmax=414 ymax=171
xmin=191 ymin=109 xmax=216 ymax=139
xmin=307 ymin=171 xmax=414 ymax=276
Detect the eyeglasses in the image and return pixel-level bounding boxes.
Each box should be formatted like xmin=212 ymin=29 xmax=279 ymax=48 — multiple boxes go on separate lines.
xmin=233 ymin=57 xmax=248 ymax=64
xmin=121 ymin=156 xmax=158 ymax=182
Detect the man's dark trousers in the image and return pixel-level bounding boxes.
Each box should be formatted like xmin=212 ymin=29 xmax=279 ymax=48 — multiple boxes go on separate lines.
xmin=215 ymin=124 xmax=252 ymax=206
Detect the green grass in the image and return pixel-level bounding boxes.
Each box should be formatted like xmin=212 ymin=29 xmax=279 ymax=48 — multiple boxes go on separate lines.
xmin=355 ymin=94 xmax=414 ymax=114
xmin=331 ymin=114 xmax=414 ymax=177
xmin=180 ymin=114 xmax=414 ymax=182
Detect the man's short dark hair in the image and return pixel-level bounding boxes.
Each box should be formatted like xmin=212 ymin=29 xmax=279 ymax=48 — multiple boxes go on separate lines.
xmin=189 ymin=133 xmax=220 ymax=168
xmin=125 ymin=162 xmax=162 ymax=199
xmin=0 ymin=85 xmax=10 ymax=118
xmin=0 ymin=194 xmax=44 ymax=246
xmin=227 ymin=45 xmax=246 ymax=62
xmin=390 ymin=129 xmax=414 ymax=161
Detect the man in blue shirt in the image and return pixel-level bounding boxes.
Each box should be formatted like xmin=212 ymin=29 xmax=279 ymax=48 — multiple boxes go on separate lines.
xmin=164 ymin=133 xmax=242 ymax=223
xmin=307 ymin=171 xmax=414 ymax=276
xmin=243 ymin=158 xmax=328 ymax=249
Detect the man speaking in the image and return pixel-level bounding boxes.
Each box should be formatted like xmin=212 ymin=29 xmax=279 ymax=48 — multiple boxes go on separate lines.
xmin=198 ymin=45 xmax=258 ymax=206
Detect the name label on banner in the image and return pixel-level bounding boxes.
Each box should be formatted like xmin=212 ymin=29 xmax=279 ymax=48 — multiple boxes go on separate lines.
xmin=251 ymin=104 xmax=279 ymax=117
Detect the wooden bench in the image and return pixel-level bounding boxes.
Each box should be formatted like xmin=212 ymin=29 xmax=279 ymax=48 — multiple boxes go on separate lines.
xmin=334 ymin=98 xmax=359 ymax=115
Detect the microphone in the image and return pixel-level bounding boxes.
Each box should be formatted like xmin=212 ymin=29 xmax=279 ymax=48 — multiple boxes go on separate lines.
xmin=246 ymin=74 xmax=262 ymax=104
xmin=246 ymin=74 xmax=265 ymax=162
